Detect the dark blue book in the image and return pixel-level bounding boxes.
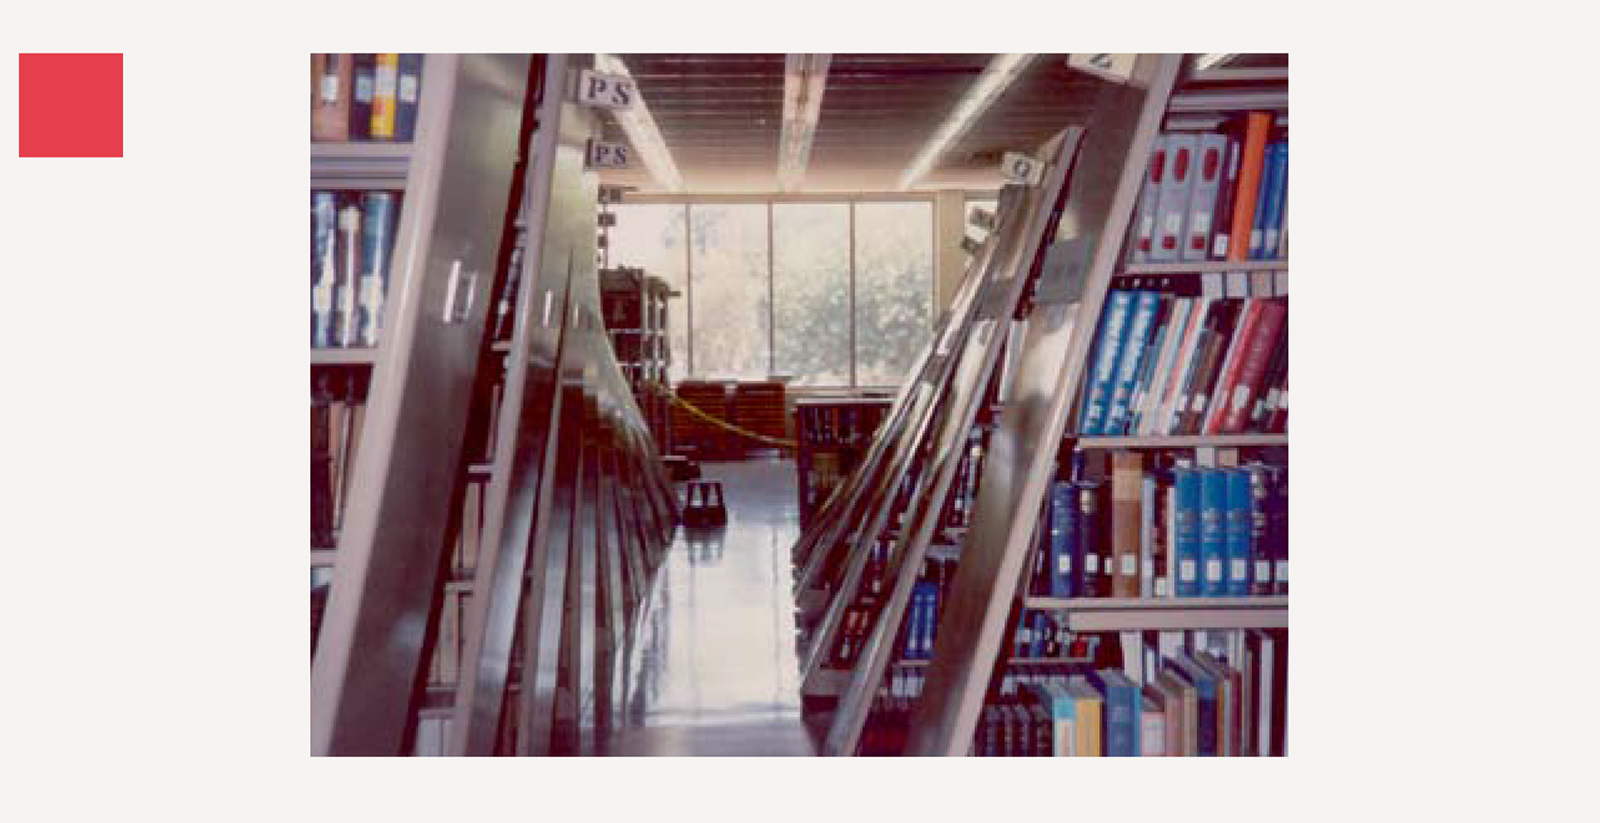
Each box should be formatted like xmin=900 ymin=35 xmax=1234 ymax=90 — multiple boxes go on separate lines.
xmin=395 ymin=54 xmax=424 ymax=142
xmin=920 ymin=581 xmax=939 ymax=659
xmin=1029 ymin=612 xmax=1050 ymax=658
xmin=1246 ymin=137 xmax=1279 ymax=260
xmin=1224 ymin=468 xmax=1252 ymax=596
xmin=311 ymin=191 xmax=339 ymax=349
xmin=1199 ymin=469 xmax=1228 ymax=597
xmin=1104 ymin=290 xmax=1161 ymax=435
xmin=355 ymin=191 xmax=397 ymax=348
xmin=1075 ymin=482 xmax=1105 ymax=597
xmin=349 ymin=54 xmax=376 ymax=141
xmin=1260 ymin=141 xmax=1289 ymax=259
xmin=1173 ymin=468 xmax=1201 ymax=597
xmin=1088 ymin=668 xmax=1141 ymax=756
xmin=1270 ymin=466 xmax=1289 ymax=595
xmin=1248 ymin=465 xmax=1274 ymax=595
xmin=1080 ymin=291 xmax=1137 ymax=435
xmin=1048 ymin=480 xmax=1078 ymax=597
xmin=1166 ymin=655 xmax=1219 ymax=756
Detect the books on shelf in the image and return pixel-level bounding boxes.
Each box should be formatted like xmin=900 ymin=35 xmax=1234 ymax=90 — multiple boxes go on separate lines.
xmin=311 ymin=370 xmax=369 ymax=549
xmin=1032 ymin=456 xmax=1287 ymax=600
xmin=1076 ymin=282 xmax=1287 ymax=438
xmin=311 ymin=54 xmax=424 ymax=142
xmin=311 ymin=189 xmax=402 ymax=350
xmin=1125 ymin=112 xmax=1286 ymax=265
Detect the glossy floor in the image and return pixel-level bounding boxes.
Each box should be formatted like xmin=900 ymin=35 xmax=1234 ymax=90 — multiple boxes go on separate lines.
xmin=610 ymin=457 xmax=816 ymax=755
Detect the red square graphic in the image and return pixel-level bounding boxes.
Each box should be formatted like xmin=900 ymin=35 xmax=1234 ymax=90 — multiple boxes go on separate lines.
xmin=19 ymin=54 xmax=123 ymax=157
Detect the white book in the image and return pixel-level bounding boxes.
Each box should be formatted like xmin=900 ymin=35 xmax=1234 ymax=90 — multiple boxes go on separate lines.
xmin=1128 ymin=135 xmax=1168 ymax=263
xmin=1150 ymin=133 xmax=1198 ymax=262
xmin=1180 ymin=133 xmax=1228 ymax=262
xmin=1137 ymin=297 xmax=1192 ymax=435
xmin=1156 ymin=296 xmax=1213 ymax=434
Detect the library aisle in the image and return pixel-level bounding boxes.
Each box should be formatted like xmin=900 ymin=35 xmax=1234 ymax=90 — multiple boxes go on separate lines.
xmin=610 ymin=458 xmax=816 ymax=756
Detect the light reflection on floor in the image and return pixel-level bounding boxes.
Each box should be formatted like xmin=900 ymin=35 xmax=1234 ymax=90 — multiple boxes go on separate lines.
xmin=612 ymin=458 xmax=813 ymax=754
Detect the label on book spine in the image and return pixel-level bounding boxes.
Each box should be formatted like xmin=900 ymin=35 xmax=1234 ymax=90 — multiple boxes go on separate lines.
xmin=320 ymin=75 xmax=339 ymax=103
xmin=399 ymin=75 xmax=419 ymax=104
xmin=1180 ymin=559 xmax=1196 ymax=582
xmin=1205 ymin=558 xmax=1222 ymax=583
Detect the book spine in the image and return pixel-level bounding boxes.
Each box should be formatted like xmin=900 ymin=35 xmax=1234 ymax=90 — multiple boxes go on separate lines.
xmin=1139 ymin=472 xmax=1155 ymax=598
xmin=1105 ymin=290 xmax=1161 ymax=435
xmin=1261 ymin=142 xmax=1289 ymax=258
xmin=1151 ymin=133 xmax=1197 ymax=262
xmin=1219 ymin=300 xmax=1288 ymax=433
xmin=395 ymin=54 xmax=424 ymax=142
xmin=311 ymin=54 xmax=352 ymax=142
xmin=1173 ymin=468 xmax=1200 ymax=597
xmin=1247 ymin=136 xmax=1279 ymax=259
xmin=1248 ymin=465 xmax=1273 ymax=595
xmin=1271 ymin=468 xmax=1289 ymax=595
xmin=335 ymin=199 xmax=362 ymax=348
xmin=1140 ymin=705 xmax=1166 ymax=756
xmin=1155 ymin=297 xmax=1206 ymax=434
xmin=1199 ymin=469 xmax=1227 ymax=597
xmin=370 ymin=54 xmax=400 ymax=140
xmin=1182 ymin=301 xmax=1239 ymax=435
xmin=311 ymin=191 xmax=339 ymax=348
xmin=1225 ymin=112 xmax=1273 ymax=262
xmin=1049 ymin=480 xmax=1077 ymax=597
xmin=1076 ymin=483 xmax=1103 ymax=597
xmin=1181 ymin=134 xmax=1227 ymax=261
xmin=1080 ymin=291 xmax=1135 ymax=435
xmin=1224 ymin=469 xmax=1252 ymax=596
xmin=1111 ymin=453 xmax=1142 ymax=597
xmin=349 ymin=55 xmax=376 ymax=140
xmin=355 ymin=191 xmax=397 ymax=348
xmin=1128 ymin=135 xmax=1167 ymax=263
xmin=1126 ymin=295 xmax=1172 ymax=435
xmin=1209 ymin=132 xmax=1243 ymax=260
xmin=1204 ymin=299 xmax=1264 ymax=434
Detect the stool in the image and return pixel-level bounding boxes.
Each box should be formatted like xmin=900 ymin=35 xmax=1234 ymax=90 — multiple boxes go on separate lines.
xmin=682 ymin=480 xmax=727 ymax=528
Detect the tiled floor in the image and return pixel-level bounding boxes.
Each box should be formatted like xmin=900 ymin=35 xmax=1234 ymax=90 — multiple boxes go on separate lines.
xmin=609 ymin=457 xmax=816 ymax=756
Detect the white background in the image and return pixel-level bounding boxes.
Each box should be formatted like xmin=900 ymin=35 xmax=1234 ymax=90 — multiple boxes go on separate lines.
xmin=2 ymin=2 xmax=1599 ymax=821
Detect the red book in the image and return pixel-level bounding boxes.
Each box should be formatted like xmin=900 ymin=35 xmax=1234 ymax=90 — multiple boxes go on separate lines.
xmin=1225 ymin=112 xmax=1273 ymax=262
xmin=1202 ymin=300 xmax=1264 ymax=435
xmin=1217 ymin=300 xmax=1288 ymax=434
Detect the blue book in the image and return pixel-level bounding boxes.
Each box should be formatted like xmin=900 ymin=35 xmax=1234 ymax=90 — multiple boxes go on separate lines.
xmin=355 ymin=191 xmax=397 ymax=348
xmin=1029 ymin=612 xmax=1051 ymax=658
xmin=1261 ymin=142 xmax=1289 ymax=259
xmin=1250 ymin=141 xmax=1286 ymax=260
xmin=1166 ymin=655 xmax=1218 ymax=756
xmin=1173 ymin=468 xmax=1201 ymax=597
xmin=1075 ymin=482 xmax=1104 ymax=597
xmin=920 ymin=582 xmax=939 ymax=658
xmin=1199 ymin=469 xmax=1228 ymax=597
xmin=1028 ymin=682 xmax=1075 ymax=756
xmin=1224 ymin=468 xmax=1252 ymax=596
xmin=394 ymin=54 xmax=425 ymax=142
xmin=1088 ymin=669 xmax=1141 ymax=756
xmin=1080 ymin=291 xmax=1137 ymax=435
xmin=1104 ymin=290 xmax=1161 ymax=435
xmin=1048 ymin=480 xmax=1078 ymax=597
xmin=1271 ymin=466 xmax=1289 ymax=595
xmin=310 ymin=191 xmax=339 ymax=349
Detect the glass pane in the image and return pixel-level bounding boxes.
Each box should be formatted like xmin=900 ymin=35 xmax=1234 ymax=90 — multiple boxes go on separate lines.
xmin=854 ymin=202 xmax=933 ymax=387
xmin=688 ymin=204 xmax=769 ymax=380
xmin=773 ymin=203 xmax=850 ymax=387
xmin=610 ymin=204 xmax=688 ymax=382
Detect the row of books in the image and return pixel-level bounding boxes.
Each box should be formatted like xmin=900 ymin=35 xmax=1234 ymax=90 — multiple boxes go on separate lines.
xmin=798 ymin=402 xmax=888 ymax=448
xmin=1031 ymin=456 xmax=1289 ymax=599
xmin=1079 ymin=289 xmax=1288 ymax=437
xmin=311 ymin=189 xmax=402 ymax=349
xmin=311 ymin=371 xmax=369 ymax=548
xmin=861 ymin=658 xmax=1100 ymax=756
xmin=1128 ymin=112 xmax=1288 ymax=264
xmin=975 ymin=636 xmax=1285 ymax=756
xmin=310 ymin=54 xmax=425 ymax=142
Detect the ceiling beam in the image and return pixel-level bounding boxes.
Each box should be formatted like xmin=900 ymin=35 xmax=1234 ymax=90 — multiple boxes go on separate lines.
xmin=896 ymin=53 xmax=1034 ymax=191
xmin=594 ymin=53 xmax=685 ymax=192
xmin=777 ymin=54 xmax=831 ymax=193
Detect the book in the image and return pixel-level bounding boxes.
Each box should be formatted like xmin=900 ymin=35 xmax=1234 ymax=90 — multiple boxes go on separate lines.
xmin=310 ymin=191 xmax=339 ymax=348
xmin=1151 ymin=132 xmax=1197 ymax=262
xmin=370 ymin=54 xmax=401 ymax=140
xmin=1209 ymin=130 xmax=1243 ymax=260
xmin=1182 ymin=133 xmax=1228 ymax=261
xmin=355 ymin=191 xmax=398 ymax=347
xmin=311 ymin=378 xmax=334 ymax=547
xmin=1246 ymin=135 xmax=1278 ymax=260
xmin=335 ymin=199 xmax=362 ymax=347
xmin=1139 ymin=693 xmax=1167 ymax=756
xmin=1225 ymin=111 xmax=1273 ymax=262
xmin=311 ymin=54 xmax=352 ymax=142
xmin=1105 ymin=290 xmax=1160 ymax=434
xmin=1080 ymin=290 xmax=1136 ymax=435
xmin=1064 ymin=677 xmax=1103 ymax=757
xmin=1134 ymin=296 xmax=1191 ymax=434
xmin=1139 ymin=471 xmax=1156 ymax=597
xmin=1076 ymin=482 xmax=1106 ymax=597
xmin=1166 ymin=654 xmax=1218 ymax=756
xmin=1088 ymin=669 xmax=1140 ymax=756
xmin=1201 ymin=298 xmax=1264 ymax=434
xmin=1128 ymin=135 xmax=1166 ymax=263
xmin=396 ymin=54 xmax=425 ymax=141
xmin=1194 ymin=651 xmax=1239 ymax=756
xmin=1110 ymin=452 xmax=1143 ymax=597
xmin=1199 ymin=469 xmax=1228 ymax=597
xmin=1224 ymin=468 xmax=1252 ymax=596
xmin=1259 ymin=141 xmax=1289 ymax=259
xmin=1217 ymin=299 xmax=1288 ymax=433
xmin=1047 ymin=480 xmax=1077 ymax=597
xmin=349 ymin=54 xmax=377 ymax=140
xmin=1154 ymin=669 xmax=1196 ymax=755
xmin=1172 ymin=467 xmax=1201 ymax=597
xmin=1248 ymin=464 xmax=1274 ymax=595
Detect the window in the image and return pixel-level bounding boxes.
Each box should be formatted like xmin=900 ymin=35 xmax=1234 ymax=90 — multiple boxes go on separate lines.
xmin=854 ymin=202 xmax=933 ymax=387
xmin=774 ymin=203 xmax=850 ymax=386
xmin=609 ymin=198 xmax=935 ymax=388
